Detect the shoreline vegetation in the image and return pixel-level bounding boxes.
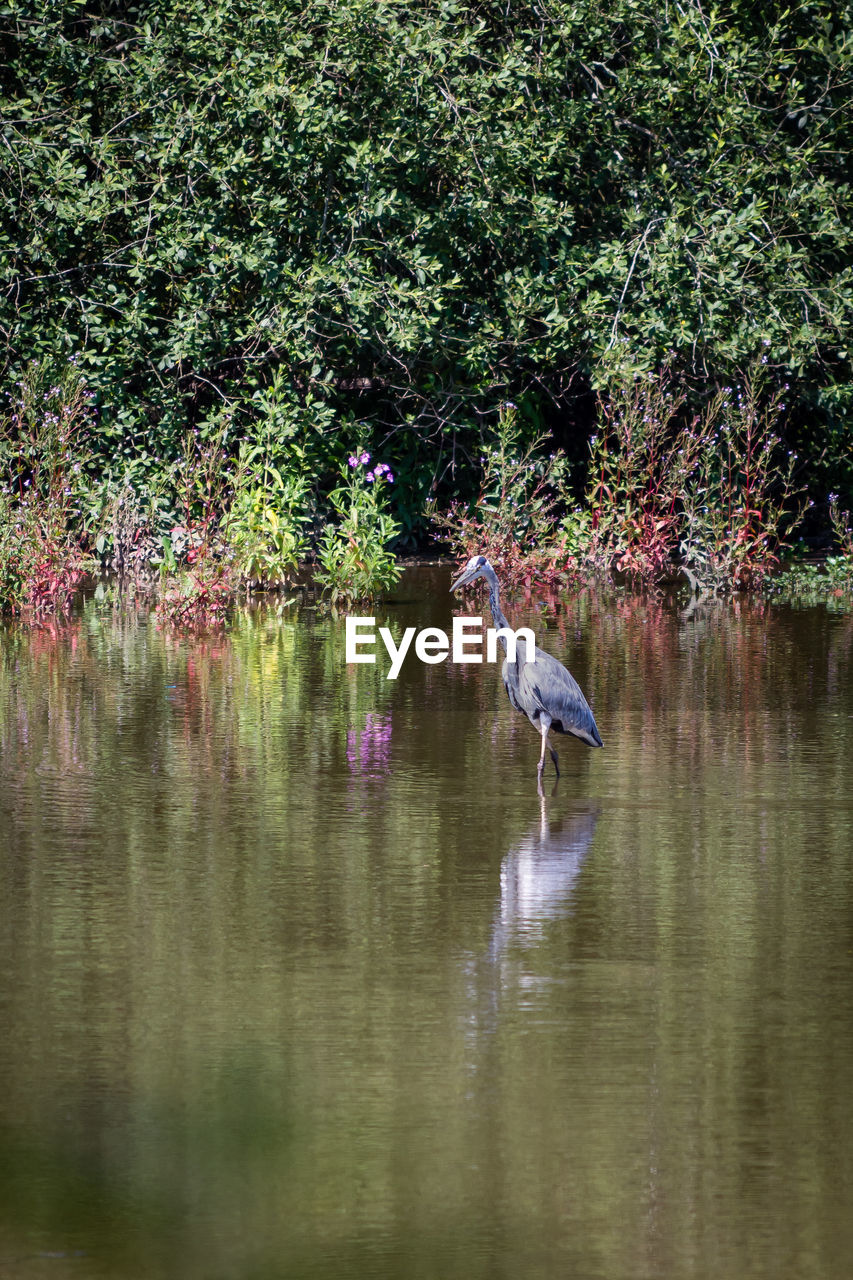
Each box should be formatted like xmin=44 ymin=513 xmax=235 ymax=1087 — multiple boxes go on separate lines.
xmin=1 ymin=363 xmax=851 ymax=624
xmin=2 ymin=0 xmax=851 ymax=621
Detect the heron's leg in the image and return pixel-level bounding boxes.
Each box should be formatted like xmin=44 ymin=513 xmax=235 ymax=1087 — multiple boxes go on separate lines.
xmin=537 ymin=719 xmax=550 ymax=779
xmin=549 ymin=744 xmax=560 ymax=778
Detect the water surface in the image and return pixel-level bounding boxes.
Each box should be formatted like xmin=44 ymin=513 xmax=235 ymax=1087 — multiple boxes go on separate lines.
xmin=1 ymin=571 xmax=852 ymax=1279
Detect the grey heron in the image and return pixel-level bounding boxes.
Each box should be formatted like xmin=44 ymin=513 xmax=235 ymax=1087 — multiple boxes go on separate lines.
xmin=450 ymin=555 xmax=602 ymax=781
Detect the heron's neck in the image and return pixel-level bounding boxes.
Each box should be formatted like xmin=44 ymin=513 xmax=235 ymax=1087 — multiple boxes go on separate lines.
xmin=484 ymin=567 xmax=511 ymax=641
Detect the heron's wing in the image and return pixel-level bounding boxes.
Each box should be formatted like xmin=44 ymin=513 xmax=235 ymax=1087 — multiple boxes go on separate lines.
xmin=501 ymin=658 xmax=527 ymax=717
xmin=519 ymin=649 xmax=603 ymax=747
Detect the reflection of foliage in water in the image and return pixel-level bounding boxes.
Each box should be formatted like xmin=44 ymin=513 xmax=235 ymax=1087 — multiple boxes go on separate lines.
xmin=1 ymin=582 xmax=853 ymax=1279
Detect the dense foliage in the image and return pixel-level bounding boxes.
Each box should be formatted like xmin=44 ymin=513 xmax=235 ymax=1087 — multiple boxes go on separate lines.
xmin=2 ymin=0 xmax=852 ymax=568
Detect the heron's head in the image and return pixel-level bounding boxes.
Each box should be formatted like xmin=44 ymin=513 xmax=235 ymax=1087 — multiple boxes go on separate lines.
xmin=450 ymin=554 xmax=490 ymax=593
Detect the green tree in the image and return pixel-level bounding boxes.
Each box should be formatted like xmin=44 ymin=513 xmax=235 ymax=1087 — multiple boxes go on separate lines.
xmin=2 ymin=0 xmax=851 ymax=517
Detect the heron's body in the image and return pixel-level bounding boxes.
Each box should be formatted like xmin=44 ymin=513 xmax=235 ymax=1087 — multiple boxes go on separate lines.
xmin=451 ymin=555 xmax=602 ymax=782
xmin=501 ymin=644 xmax=603 ymax=748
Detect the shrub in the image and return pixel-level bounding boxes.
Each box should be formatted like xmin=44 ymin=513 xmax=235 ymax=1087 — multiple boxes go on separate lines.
xmin=774 ymin=496 xmax=853 ymax=603
xmin=432 ymin=402 xmax=577 ymax=591
xmin=315 ymin=451 xmax=401 ymax=603
xmin=680 ymin=366 xmax=802 ymax=591
xmin=0 ymin=363 xmax=93 ymax=614
xmin=582 ymin=362 xmax=803 ymax=591
xmin=223 ymin=413 xmax=311 ymax=590
xmin=828 ymin=493 xmax=853 ymax=565
xmin=584 ymin=372 xmax=704 ymax=583
xmin=155 ymin=428 xmax=235 ymax=626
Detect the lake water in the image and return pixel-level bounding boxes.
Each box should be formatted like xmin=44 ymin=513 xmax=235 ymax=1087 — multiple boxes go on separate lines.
xmin=1 ymin=568 xmax=852 ymax=1279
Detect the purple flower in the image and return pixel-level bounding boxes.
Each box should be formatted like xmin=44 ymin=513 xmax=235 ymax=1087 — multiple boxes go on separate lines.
xmin=348 ymin=454 xmax=359 ymax=468
xmin=360 ymin=451 xmax=371 ymax=465
xmin=365 ymin=470 xmax=375 ymax=482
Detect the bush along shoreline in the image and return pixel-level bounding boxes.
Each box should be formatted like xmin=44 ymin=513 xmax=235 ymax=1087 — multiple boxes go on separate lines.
xmin=4 ymin=0 xmax=852 ymax=621
xmin=1 ymin=362 xmax=851 ymax=624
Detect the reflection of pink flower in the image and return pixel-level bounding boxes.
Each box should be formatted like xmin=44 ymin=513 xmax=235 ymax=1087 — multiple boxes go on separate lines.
xmin=346 ymin=713 xmax=392 ymax=774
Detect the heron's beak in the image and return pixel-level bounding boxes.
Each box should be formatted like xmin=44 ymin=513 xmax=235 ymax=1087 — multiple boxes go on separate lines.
xmin=449 ymin=567 xmax=475 ymax=593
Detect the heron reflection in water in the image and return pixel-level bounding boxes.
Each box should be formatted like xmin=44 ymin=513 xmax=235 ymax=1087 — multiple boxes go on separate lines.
xmin=463 ymin=800 xmax=600 ymax=1045
xmin=490 ymin=800 xmax=600 ymax=962
xmin=450 ymin=555 xmax=602 ymax=788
